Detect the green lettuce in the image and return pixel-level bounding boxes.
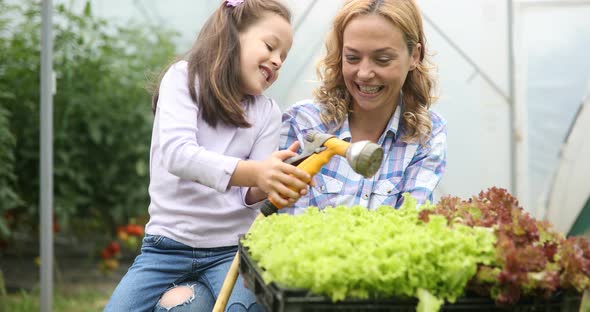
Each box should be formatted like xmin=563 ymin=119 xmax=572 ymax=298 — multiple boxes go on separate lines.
xmin=242 ymin=194 xmax=496 ymax=311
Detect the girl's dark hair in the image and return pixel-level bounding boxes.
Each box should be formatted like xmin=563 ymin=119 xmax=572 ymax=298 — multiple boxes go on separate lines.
xmin=152 ymin=0 xmax=291 ymax=128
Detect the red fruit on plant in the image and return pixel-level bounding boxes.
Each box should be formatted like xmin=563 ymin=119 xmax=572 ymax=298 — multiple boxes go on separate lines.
xmin=126 ymin=224 xmax=144 ymax=236
xmin=101 ymin=248 xmax=113 ymax=260
xmin=107 ymin=241 xmax=121 ymax=254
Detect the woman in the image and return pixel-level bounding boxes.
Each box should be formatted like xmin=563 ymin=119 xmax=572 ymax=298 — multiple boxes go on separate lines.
xmin=281 ymin=0 xmax=447 ymax=213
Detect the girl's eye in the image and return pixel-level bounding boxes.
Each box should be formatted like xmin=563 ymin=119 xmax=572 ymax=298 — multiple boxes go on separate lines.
xmin=265 ymin=43 xmax=273 ymax=51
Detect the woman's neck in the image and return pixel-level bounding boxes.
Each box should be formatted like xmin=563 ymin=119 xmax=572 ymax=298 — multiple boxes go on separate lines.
xmin=349 ymin=101 xmax=397 ymax=143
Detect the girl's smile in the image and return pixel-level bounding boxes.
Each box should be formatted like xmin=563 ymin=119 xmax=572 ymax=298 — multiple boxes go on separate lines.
xmin=239 ymin=12 xmax=292 ymax=96
xmin=259 ymin=65 xmax=273 ymax=82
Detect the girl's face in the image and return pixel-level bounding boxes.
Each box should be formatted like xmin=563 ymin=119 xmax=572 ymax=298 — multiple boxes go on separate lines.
xmin=238 ymin=13 xmax=293 ymax=96
xmin=342 ymin=14 xmax=421 ymax=115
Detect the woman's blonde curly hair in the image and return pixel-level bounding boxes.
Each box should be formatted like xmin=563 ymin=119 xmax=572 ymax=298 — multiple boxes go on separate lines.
xmin=315 ymin=0 xmax=436 ymax=143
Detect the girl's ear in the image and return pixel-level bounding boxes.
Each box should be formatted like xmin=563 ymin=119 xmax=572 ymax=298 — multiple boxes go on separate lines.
xmin=411 ymin=43 xmax=422 ymax=70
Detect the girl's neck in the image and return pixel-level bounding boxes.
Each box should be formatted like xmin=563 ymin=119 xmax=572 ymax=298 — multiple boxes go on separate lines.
xmin=349 ymin=101 xmax=397 ymax=143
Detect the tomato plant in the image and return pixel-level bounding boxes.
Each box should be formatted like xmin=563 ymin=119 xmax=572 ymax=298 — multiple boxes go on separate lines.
xmin=0 ymin=0 xmax=177 ymax=243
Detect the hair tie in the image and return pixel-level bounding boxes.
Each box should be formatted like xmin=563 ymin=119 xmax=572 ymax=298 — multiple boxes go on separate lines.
xmin=226 ymin=0 xmax=245 ymax=7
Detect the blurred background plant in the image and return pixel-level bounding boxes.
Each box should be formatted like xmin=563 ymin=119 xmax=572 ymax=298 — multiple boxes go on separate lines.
xmin=0 ymin=0 xmax=177 ymax=247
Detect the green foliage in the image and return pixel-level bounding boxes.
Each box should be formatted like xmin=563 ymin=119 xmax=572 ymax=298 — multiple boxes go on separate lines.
xmin=0 ymin=0 xmax=24 ymax=238
xmin=4 ymin=286 xmax=112 ymax=312
xmin=243 ymin=194 xmax=497 ymax=311
xmin=0 ymin=0 xmax=178 ymax=239
xmin=0 ymin=99 xmax=20 ymax=238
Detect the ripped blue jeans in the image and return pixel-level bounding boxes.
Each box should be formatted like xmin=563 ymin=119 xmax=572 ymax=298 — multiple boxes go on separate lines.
xmin=104 ymin=234 xmax=262 ymax=312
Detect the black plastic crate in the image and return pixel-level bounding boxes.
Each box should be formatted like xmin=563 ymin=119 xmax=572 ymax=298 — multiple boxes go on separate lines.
xmin=238 ymin=241 xmax=582 ymax=312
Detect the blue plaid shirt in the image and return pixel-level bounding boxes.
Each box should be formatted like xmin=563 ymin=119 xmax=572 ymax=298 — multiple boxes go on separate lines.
xmin=279 ymin=99 xmax=447 ymax=213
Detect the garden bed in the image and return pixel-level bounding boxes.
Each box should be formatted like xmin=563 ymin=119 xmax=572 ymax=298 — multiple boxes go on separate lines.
xmin=239 ymin=241 xmax=582 ymax=312
xmin=238 ymin=189 xmax=590 ymax=312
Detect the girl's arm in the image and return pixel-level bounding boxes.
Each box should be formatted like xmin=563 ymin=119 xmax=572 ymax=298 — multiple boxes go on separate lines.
xmin=157 ymin=62 xmax=243 ymax=192
xmin=226 ymin=97 xmax=309 ymax=207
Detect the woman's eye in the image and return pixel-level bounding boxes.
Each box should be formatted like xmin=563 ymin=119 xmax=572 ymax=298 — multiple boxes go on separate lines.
xmin=376 ymin=58 xmax=391 ymax=64
xmin=345 ymin=55 xmax=359 ymax=62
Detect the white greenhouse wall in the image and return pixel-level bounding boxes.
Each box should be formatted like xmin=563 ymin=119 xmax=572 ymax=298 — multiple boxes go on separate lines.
xmin=33 ymin=0 xmax=590 ymax=229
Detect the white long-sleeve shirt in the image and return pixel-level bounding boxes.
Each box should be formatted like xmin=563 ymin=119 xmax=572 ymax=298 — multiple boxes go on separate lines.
xmin=145 ymin=61 xmax=281 ymax=248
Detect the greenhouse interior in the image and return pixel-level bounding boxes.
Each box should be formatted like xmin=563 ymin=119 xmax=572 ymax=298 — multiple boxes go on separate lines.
xmin=1 ymin=0 xmax=590 ymax=311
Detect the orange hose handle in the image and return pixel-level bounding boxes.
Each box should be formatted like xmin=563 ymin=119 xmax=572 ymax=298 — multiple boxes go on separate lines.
xmin=267 ymin=137 xmax=349 ymax=209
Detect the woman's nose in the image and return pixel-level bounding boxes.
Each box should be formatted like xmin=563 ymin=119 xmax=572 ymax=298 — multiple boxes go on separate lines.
xmin=357 ymin=60 xmax=374 ymax=80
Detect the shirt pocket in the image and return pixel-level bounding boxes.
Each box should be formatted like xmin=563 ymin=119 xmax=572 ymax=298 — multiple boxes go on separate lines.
xmin=315 ymin=174 xmax=343 ymax=193
xmin=310 ymin=174 xmax=344 ymax=209
xmin=370 ymin=178 xmax=402 ymax=208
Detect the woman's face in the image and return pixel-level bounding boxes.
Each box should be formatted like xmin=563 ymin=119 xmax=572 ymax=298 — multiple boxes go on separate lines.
xmin=342 ymin=14 xmax=420 ymax=115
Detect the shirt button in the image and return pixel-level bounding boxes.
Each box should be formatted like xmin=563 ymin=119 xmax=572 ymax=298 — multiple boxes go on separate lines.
xmin=362 ymin=194 xmax=369 ymax=200
xmin=320 ymin=185 xmax=326 ymax=192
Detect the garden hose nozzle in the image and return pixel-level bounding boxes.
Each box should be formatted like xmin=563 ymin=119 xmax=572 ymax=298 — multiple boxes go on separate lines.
xmin=260 ymin=130 xmax=383 ymax=216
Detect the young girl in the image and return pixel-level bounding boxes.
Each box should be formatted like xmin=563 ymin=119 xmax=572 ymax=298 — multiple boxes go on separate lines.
xmin=105 ymin=1 xmax=308 ymax=311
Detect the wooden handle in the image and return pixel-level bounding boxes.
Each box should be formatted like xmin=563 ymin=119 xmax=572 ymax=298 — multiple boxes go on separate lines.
xmin=213 ymin=213 xmax=265 ymax=311
xmin=213 ymin=251 xmax=240 ymax=312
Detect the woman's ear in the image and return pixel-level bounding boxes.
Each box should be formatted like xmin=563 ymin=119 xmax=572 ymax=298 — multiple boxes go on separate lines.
xmin=411 ymin=43 xmax=422 ymax=70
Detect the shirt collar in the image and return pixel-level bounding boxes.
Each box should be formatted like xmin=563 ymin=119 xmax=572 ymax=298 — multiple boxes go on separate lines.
xmin=339 ymin=96 xmax=403 ymax=144
xmin=336 ymin=117 xmax=352 ymax=142
xmin=383 ymin=97 xmax=403 ymax=141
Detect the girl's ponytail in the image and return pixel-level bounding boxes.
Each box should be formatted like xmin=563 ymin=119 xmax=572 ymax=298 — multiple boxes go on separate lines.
xmin=187 ymin=6 xmax=247 ymax=128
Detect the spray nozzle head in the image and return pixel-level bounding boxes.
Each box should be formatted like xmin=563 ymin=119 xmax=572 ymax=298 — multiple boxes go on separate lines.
xmin=346 ymin=141 xmax=383 ymax=178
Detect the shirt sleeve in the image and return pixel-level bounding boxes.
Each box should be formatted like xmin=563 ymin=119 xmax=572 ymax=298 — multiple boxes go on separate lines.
xmin=279 ymin=105 xmax=307 ymax=153
xmin=241 ymin=98 xmax=283 ymax=209
xmin=156 ymin=62 xmax=240 ymax=192
xmin=395 ymin=115 xmax=447 ymax=207
xmin=277 ymin=104 xmax=313 ymax=211
xmin=248 ymin=98 xmax=282 ymax=161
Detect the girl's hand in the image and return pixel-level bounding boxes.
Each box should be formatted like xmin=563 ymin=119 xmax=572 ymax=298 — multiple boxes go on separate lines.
xmin=256 ymin=142 xmax=310 ymax=207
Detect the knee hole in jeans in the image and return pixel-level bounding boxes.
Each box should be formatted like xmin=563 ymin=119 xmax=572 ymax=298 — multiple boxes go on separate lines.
xmin=159 ymin=285 xmax=194 ymax=309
